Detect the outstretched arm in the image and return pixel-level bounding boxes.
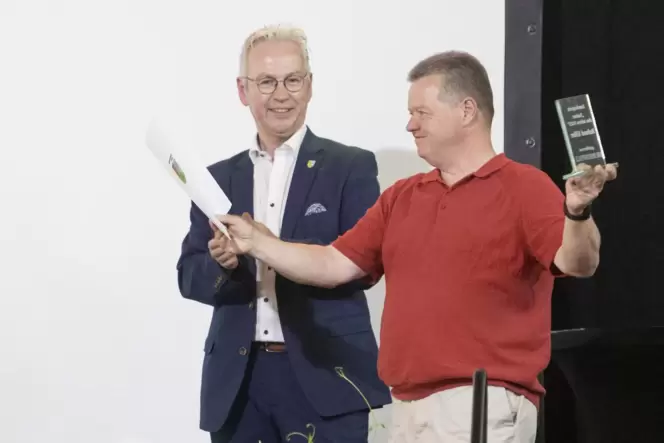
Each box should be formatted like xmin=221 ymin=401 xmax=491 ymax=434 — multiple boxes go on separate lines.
xmin=217 ymin=184 xmax=392 ymax=289
xmin=252 ymin=237 xmax=365 ymax=288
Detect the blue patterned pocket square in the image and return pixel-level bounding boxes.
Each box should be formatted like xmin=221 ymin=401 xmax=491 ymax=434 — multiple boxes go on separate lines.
xmin=305 ymin=203 xmax=327 ymax=216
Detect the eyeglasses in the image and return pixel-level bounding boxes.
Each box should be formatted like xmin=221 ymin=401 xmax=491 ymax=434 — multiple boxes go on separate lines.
xmin=243 ymin=73 xmax=310 ymax=94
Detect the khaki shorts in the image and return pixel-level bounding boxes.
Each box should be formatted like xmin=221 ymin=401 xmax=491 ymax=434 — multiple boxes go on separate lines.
xmin=387 ymin=386 xmax=538 ymax=443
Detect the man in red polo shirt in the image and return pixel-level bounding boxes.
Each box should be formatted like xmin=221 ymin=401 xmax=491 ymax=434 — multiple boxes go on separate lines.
xmin=215 ymin=50 xmax=618 ymax=442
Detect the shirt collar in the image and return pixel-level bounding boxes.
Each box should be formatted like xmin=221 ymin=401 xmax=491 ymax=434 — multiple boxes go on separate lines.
xmin=420 ymin=153 xmax=510 ymax=184
xmin=249 ymin=124 xmax=308 ymax=164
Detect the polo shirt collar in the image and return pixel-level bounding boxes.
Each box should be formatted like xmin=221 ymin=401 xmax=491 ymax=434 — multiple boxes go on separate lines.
xmin=474 ymin=153 xmax=509 ymax=177
xmin=421 ymin=153 xmax=509 ymax=183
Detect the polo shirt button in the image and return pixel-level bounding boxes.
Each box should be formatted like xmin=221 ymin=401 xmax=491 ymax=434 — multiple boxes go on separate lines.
xmin=238 ymin=347 xmax=247 ymax=356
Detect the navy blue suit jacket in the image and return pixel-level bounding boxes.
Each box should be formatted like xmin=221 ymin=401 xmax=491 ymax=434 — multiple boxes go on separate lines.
xmin=176 ymin=128 xmax=392 ymax=432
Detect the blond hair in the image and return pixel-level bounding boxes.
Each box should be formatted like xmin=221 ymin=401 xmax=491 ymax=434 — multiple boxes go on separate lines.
xmin=239 ymin=24 xmax=311 ymax=76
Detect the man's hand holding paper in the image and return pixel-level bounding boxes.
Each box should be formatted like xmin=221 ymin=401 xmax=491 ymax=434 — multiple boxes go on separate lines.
xmin=211 ymin=212 xmax=275 ymax=256
xmin=207 ymin=226 xmax=238 ymax=270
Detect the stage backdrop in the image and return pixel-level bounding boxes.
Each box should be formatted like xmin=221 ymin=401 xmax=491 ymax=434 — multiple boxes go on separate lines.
xmin=0 ymin=1 xmax=506 ymax=442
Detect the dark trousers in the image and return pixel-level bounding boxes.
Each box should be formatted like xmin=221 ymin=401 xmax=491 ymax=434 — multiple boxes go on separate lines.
xmin=210 ymin=345 xmax=369 ymax=443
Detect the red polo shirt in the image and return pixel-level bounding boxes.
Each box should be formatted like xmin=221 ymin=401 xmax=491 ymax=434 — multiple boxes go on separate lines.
xmin=332 ymin=153 xmax=566 ymax=408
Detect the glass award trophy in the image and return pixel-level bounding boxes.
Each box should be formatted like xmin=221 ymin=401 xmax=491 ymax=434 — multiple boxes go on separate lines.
xmin=554 ymin=94 xmax=609 ymax=180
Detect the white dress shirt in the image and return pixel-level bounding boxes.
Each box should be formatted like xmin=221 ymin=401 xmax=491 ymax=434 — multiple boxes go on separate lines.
xmin=248 ymin=124 xmax=307 ymax=343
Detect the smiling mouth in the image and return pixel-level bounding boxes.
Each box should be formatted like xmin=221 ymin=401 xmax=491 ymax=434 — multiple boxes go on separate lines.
xmin=270 ymin=108 xmax=293 ymax=114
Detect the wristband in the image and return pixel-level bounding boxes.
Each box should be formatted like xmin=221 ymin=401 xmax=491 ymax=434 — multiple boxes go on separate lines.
xmin=564 ymin=202 xmax=591 ymax=221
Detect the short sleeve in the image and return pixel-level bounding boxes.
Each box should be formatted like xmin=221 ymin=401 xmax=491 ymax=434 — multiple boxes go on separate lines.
xmin=518 ymin=166 xmax=566 ymax=275
xmin=332 ymin=186 xmax=395 ymax=282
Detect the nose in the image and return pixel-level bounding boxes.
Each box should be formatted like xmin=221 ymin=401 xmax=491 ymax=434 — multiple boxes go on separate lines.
xmin=272 ymin=82 xmax=290 ymax=100
xmin=406 ymin=116 xmax=419 ymax=133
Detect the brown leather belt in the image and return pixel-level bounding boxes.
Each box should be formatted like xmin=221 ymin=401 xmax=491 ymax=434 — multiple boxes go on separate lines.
xmin=255 ymin=341 xmax=287 ymax=352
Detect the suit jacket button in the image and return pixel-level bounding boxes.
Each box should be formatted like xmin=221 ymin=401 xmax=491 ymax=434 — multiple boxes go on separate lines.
xmin=248 ymin=301 xmax=254 ymax=309
xmin=238 ymin=347 xmax=247 ymax=356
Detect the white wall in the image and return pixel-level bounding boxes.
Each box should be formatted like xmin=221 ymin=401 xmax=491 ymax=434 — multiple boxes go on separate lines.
xmin=0 ymin=1 xmax=504 ymax=442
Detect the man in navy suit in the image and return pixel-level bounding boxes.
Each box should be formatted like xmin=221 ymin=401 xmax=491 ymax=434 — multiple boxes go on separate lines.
xmin=176 ymin=24 xmax=391 ymax=442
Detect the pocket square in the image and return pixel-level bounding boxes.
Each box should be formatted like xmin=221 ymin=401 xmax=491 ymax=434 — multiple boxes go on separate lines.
xmin=305 ymin=203 xmax=327 ymax=216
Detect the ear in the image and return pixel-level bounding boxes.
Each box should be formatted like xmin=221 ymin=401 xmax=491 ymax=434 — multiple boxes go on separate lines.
xmin=237 ymin=77 xmax=249 ymax=106
xmin=461 ymin=97 xmax=479 ymax=126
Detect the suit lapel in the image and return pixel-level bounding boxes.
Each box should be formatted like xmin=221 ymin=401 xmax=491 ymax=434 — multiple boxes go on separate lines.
xmin=281 ymin=129 xmax=324 ymax=239
xmin=229 ymin=154 xmax=256 ymax=276
xmin=229 ymin=154 xmax=254 ymax=217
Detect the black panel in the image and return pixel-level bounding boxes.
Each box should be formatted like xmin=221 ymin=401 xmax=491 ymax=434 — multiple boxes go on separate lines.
xmin=541 ymin=0 xmax=664 ymax=330
xmin=505 ymin=5 xmax=552 ymax=443
xmin=504 ymin=0 xmax=543 ymax=167
xmin=507 ymin=0 xmax=664 ymax=441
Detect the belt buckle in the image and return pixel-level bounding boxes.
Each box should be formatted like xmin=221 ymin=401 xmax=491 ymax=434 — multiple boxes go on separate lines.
xmin=262 ymin=342 xmax=285 ymax=352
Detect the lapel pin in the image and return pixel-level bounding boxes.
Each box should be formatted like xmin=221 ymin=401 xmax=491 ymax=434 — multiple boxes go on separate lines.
xmin=307 ymin=160 xmax=316 ymax=168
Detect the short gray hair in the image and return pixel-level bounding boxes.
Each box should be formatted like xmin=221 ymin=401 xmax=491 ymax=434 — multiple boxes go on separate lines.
xmin=408 ymin=50 xmax=494 ymax=123
xmin=239 ymin=24 xmax=311 ymax=77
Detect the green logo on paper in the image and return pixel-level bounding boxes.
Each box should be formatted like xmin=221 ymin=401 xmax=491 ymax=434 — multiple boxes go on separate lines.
xmin=168 ymin=154 xmax=186 ymax=184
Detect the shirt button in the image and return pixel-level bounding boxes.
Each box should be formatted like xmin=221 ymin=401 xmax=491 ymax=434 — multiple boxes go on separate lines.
xmin=270 ymin=203 xmax=275 ymax=207
xmin=238 ymin=347 xmax=247 ymax=356
xmin=268 ymin=267 xmax=272 ymax=271
xmin=263 ymin=330 xmax=268 ymax=335
xmin=264 ymin=297 xmax=269 ymax=302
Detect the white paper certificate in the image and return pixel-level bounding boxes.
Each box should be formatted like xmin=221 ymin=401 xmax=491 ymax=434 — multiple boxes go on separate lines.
xmin=145 ymin=113 xmax=231 ymax=238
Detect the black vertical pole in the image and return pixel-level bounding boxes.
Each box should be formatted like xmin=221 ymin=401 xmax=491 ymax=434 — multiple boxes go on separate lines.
xmin=470 ymin=368 xmax=488 ymax=443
